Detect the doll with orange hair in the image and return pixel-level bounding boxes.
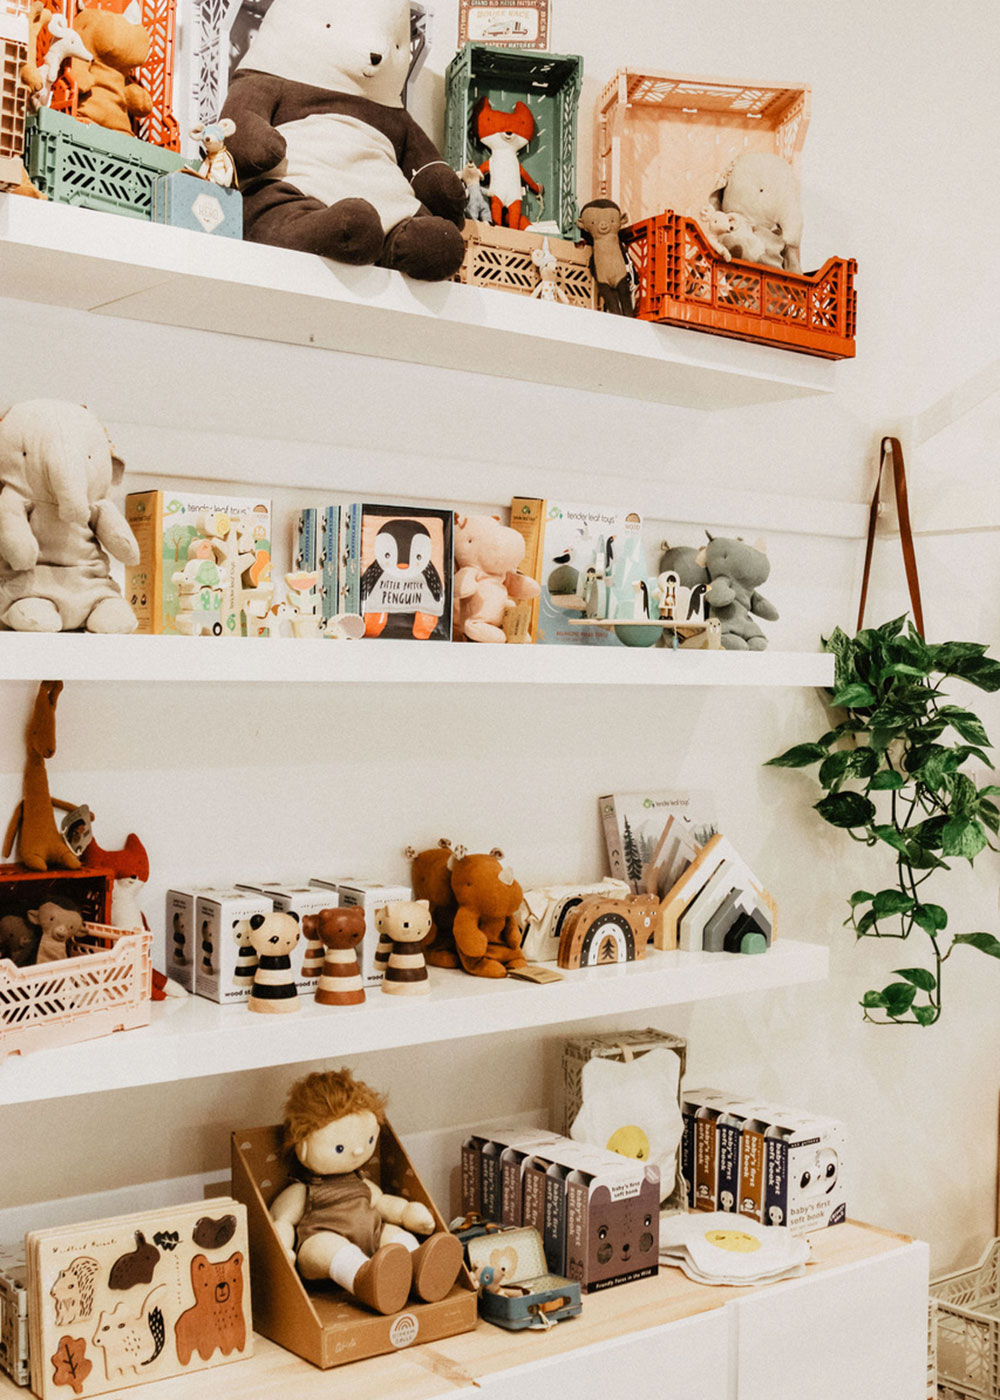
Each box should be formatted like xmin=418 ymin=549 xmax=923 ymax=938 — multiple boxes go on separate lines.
xmin=269 ymin=1069 xmax=463 ymax=1315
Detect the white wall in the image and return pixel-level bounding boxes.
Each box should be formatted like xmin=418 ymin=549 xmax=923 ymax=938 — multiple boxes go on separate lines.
xmin=0 ymin=0 xmax=997 ymax=1280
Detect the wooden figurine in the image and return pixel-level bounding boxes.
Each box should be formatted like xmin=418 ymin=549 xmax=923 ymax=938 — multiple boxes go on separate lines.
xmin=284 ymin=570 xmax=323 ymax=638
xmin=3 ymin=680 xmax=81 ymax=872
xmin=376 ymin=900 xmax=432 ymax=996
xmin=247 ymin=911 xmax=301 ymax=1013
xmin=301 ymin=907 xmax=366 ymax=1007
xmin=557 ymin=893 xmax=660 ymax=968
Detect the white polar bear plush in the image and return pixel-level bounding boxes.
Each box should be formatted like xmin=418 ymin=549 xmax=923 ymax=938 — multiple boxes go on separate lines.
xmin=221 ymin=0 xmax=467 ymax=279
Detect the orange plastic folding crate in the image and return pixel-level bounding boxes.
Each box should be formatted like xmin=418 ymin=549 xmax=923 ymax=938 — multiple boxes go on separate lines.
xmin=628 ymin=211 xmax=857 ymax=359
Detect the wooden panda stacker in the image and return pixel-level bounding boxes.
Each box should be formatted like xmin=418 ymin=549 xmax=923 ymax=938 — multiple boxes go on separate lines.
xmin=247 ymin=910 xmax=301 ymax=1014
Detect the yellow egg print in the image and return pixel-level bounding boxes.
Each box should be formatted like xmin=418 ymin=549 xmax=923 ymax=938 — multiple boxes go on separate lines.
xmin=705 ymin=1230 xmax=762 ymax=1253
xmin=606 ymin=1125 xmax=650 ymax=1160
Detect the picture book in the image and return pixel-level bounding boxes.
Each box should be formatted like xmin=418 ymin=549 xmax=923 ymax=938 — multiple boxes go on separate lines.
xmin=510 ymin=498 xmax=645 ymax=646
xmin=340 ymin=503 xmax=453 ymax=642
xmin=294 ymin=505 xmax=340 ymax=623
xmin=27 ymin=1199 xmax=252 ymax=1400
xmin=599 ymin=790 xmax=718 ymax=893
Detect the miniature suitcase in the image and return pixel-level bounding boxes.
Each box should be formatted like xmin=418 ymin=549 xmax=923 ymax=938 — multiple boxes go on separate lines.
xmin=466 ymin=1227 xmax=581 ymax=1331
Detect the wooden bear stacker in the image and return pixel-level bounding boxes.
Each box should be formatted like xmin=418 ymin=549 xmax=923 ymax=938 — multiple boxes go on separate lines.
xmin=3 ymin=680 xmax=81 ymax=872
xmin=301 ymin=907 xmax=366 ymax=1007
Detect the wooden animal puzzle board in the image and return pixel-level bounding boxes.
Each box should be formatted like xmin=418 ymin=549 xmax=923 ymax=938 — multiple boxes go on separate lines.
xmin=27 ymin=1199 xmax=252 ymax=1399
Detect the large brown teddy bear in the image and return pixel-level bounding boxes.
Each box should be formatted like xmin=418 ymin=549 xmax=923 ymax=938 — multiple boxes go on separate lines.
xmin=407 ymin=838 xmax=460 ymax=968
xmin=450 ymin=850 xmax=526 ymax=980
xmin=220 ymin=0 xmax=466 ymax=280
xmin=70 ymin=8 xmax=153 ymax=135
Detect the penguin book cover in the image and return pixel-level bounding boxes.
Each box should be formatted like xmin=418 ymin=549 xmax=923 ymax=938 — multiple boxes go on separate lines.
xmin=341 ymin=503 xmax=454 ymax=641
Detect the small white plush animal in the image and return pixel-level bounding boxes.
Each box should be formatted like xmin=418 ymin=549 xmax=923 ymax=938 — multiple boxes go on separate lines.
xmin=529 ymin=238 xmax=570 ymax=304
xmin=189 ymin=119 xmax=237 ymax=188
xmin=33 ymin=12 xmax=92 ymax=109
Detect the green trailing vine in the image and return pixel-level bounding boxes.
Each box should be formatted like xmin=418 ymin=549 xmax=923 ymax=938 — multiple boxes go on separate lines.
xmin=767 ymin=616 xmax=1000 ymax=1024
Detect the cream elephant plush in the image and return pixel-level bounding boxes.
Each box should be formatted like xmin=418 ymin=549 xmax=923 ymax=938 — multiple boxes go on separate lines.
xmin=0 ymin=399 xmax=139 ymax=632
xmin=710 ymin=152 xmax=803 ymax=274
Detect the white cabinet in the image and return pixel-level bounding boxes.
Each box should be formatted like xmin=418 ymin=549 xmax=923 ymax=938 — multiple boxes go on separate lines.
xmin=0 ymin=204 xmax=926 ymax=1400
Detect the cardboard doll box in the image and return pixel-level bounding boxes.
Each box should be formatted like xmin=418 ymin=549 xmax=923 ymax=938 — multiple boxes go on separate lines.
xmin=231 ymin=1123 xmax=477 ymax=1369
xmin=193 ymin=888 xmax=274 ymax=1004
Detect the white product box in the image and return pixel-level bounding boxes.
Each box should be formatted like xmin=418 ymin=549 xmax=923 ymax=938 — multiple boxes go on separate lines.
xmin=164 ymin=886 xmax=216 ymax=992
xmin=314 ymin=880 xmax=412 ymax=987
xmin=236 ymin=881 xmax=345 ymax=992
xmin=758 ymin=1107 xmax=847 ymax=1233
xmin=194 ymin=888 xmax=274 ymax=1003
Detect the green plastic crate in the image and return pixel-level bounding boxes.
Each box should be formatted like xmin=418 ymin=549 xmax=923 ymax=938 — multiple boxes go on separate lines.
xmin=24 ymin=107 xmax=190 ymax=219
xmin=444 ymin=44 xmax=583 ymax=239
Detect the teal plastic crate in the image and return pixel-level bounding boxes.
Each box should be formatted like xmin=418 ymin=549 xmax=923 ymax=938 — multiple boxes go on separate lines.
xmin=444 ymin=44 xmax=583 ymax=239
xmin=24 ymin=107 xmax=190 ymax=219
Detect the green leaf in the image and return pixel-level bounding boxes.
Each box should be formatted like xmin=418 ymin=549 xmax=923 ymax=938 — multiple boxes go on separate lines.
xmin=893 ymin=967 xmax=937 ymax=991
xmin=978 ymin=800 xmax=1000 ymax=835
xmin=766 ymin=743 xmax=829 ymax=768
xmin=849 ymin=890 xmax=874 ymax=907
xmin=937 ymin=706 xmax=991 ymax=747
xmin=819 ymin=748 xmax=879 ymax=790
xmin=883 ymin=663 xmax=927 ymax=679
xmin=873 ymin=889 xmax=915 ymax=918
xmin=861 ymin=990 xmax=887 ymax=1009
xmin=876 ymin=615 xmax=908 ymax=641
xmin=941 ymin=817 xmax=988 ymax=860
xmin=815 ymin=792 xmax=877 ymax=828
xmin=951 ymin=932 xmax=1000 ymax=959
xmin=868 ymin=770 xmax=907 ymax=790
xmin=881 ymin=982 xmax=918 ymax=1017
xmin=947 ymin=656 xmax=1000 ymax=693
xmin=856 ymin=911 xmax=878 ymax=936
xmin=979 ymin=785 xmax=1000 ymax=797
xmin=913 ymin=1005 xmax=939 ymax=1026
xmin=912 ymin=904 xmax=948 ymax=933
xmin=871 ymin=823 xmax=910 ymax=854
xmin=831 ymin=682 xmax=877 ymax=709
xmin=932 ymin=641 xmax=988 ymax=669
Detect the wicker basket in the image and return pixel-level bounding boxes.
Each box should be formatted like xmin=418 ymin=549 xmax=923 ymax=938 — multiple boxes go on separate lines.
xmin=455 ymin=220 xmax=595 ymax=307
xmin=931 ymin=1237 xmax=1000 ymax=1399
xmin=562 ymin=1027 xmax=687 ymax=1213
xmin=0 ymin=921 xmax=152 ymax=1060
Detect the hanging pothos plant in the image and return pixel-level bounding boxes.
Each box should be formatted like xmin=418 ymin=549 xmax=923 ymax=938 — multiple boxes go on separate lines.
xmin=767 ymin=616 xmax=1000 ymax=1024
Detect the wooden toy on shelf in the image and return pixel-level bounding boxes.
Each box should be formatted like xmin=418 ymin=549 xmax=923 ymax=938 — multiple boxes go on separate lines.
xmin=557 ymin=893 xmax=661 ymax=968
xmin=376 ymin=899 xmax=432 ymax=996
xmin=656 ymin=834 xmax=776 ymax=953
xmin=301 ymin=907 xmax=366 ymax=1007
xmin=246 ymin=910 xmax=301 ymax=1014
xmin=3 ymin=681 xmax=80 ymax=872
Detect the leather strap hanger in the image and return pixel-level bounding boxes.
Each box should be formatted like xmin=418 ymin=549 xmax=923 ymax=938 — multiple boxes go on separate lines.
xmin=857 ymin=435 xmax=924 ymax=637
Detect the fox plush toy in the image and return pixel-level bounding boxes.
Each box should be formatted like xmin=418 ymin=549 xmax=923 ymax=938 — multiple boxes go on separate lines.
xmin=474 ymin=98 xmax=542 ymax=230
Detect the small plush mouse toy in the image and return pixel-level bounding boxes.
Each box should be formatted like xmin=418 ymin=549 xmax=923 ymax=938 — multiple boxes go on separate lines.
xmin=269 ymin=1069 xmax=463 ymax=1314
xmin=220 ymin=0 xmax=466 ymax=279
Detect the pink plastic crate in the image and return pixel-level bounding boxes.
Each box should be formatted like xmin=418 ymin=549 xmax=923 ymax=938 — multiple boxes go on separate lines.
xmin=0 ymin=922 xmax=152 ymax=1059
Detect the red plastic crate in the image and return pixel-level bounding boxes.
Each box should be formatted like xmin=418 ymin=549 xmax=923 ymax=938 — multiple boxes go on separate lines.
xmin=628 ymin=211 xmax=856 ymax=360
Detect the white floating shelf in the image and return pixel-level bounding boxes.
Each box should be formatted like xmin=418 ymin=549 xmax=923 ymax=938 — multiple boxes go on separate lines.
xmin=0 ymin=939 xmax=827 ymax=1105
xmin=0 ymin=633 xmax=835 ymax=686
xmin=0 ymin=196 xmax=836 ymax=411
